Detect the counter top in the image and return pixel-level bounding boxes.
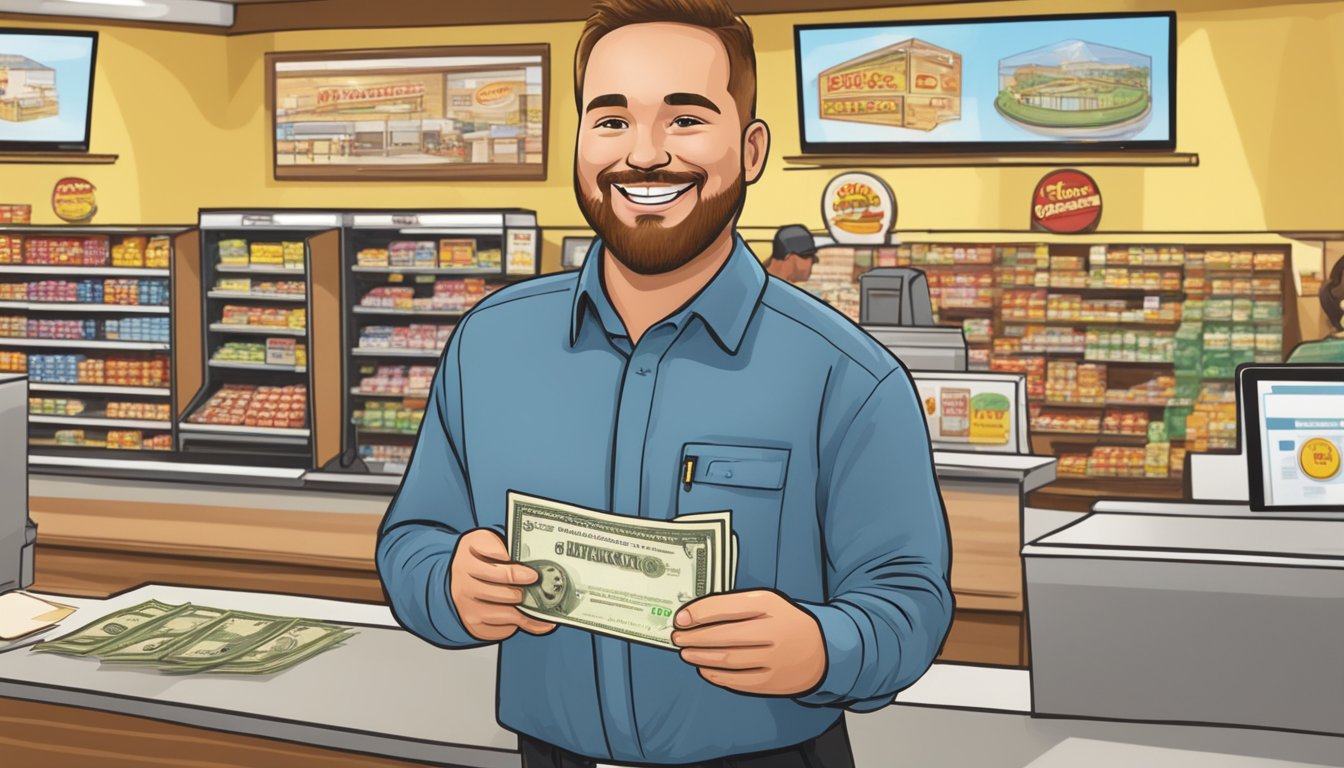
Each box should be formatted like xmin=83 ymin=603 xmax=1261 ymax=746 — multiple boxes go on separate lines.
xmin=1024 ymin=511 xmax=1344 ymax=567
xmin=0 ymin=584 xmax=1030 ymax=768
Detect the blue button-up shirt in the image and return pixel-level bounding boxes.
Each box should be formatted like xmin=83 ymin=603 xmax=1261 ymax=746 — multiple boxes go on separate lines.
xmin=377 ymin=235 xmax=953 ymax=765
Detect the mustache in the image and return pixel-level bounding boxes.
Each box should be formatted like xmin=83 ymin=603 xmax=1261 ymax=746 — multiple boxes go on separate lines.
xmin=597 ymin=169 xmax=704 ymax=193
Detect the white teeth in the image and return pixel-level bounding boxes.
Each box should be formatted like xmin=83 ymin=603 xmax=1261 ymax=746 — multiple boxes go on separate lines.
xmin=614 ymin=183 xmax=693 ymax=204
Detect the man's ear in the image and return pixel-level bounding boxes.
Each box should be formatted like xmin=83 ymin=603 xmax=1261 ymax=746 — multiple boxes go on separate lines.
xmin=742 ymin=119 xmax=770 ymax=185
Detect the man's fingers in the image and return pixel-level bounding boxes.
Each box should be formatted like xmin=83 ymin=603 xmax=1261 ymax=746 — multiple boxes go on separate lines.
xmin=671 ymin=620 xmax=774 ymax=650
xmin=470 ymin=583 xmax=525 ymax=606
xmin=516 ymin=615 xmax=558 ymax=636
xmin=675 ymin=591 xmax=770 ymax=629
xmin=679 ymin=645 xmax=774 ymax=671
xmin=464 ymin=534 xmax=511 ymax=563
xmin=467 ymin=622 xmax=518 ymax=642
xmin=464 ymin=558 xmax=539 ymax=586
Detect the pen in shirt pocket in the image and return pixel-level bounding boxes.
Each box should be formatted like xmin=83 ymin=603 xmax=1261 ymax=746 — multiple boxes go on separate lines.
xmin=682 ymin=456 xmax=697 ymax=491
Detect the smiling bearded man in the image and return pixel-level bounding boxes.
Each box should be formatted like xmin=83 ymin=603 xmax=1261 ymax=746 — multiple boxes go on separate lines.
xmin=376 ymin=1 xmax=954 ymax=767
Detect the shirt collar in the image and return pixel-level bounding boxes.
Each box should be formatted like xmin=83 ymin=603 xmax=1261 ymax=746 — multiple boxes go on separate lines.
xmin=569 ymin=234 xmax=767 ymax=355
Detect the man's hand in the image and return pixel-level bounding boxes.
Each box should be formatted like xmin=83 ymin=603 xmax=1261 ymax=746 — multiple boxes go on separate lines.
xmin=671 ymin=590 xmax=826 ymax=696
xmin=450 ymin=528 xmax=557 ymax=642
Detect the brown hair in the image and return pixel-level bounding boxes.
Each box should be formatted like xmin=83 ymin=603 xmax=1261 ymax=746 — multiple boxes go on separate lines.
xmin=575 ymin=0 xmax=757 ymax=122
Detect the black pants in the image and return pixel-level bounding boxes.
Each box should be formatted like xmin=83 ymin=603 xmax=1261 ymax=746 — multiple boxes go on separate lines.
xmin=518 ymin=716 xmax=855 ymax=768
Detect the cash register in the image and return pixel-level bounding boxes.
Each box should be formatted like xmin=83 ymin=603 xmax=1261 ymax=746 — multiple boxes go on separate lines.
xmin=0 ymin=374 xmax=35 ymax=594
xmin=859 ymin=267 xmax=968 ymax=372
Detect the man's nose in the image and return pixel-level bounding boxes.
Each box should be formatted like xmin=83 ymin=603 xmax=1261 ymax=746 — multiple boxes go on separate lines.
xmin=627 ymin=127 xmax=671 ymax=172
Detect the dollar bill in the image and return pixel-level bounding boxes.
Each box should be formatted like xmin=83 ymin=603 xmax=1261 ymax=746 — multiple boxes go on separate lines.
xmin=506 ymin=491 xmax=732 ymax=649
xmin=30 ymin=600 xmax=182 ymax=656
xmin=97 ymin=605 xmax=230 ymax=664
xmin=158 ymin=611 xmax=298 ymax=670
xmin=205 ymin=620 xmax=352 ymax=675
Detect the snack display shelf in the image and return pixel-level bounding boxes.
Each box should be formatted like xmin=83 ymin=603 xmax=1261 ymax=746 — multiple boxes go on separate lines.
xmin=28 ymin=383 xmax=171 ymax=397
xmin=0 ymin=301 xmax=170 ymax=314
xmin=351 ymin=348 xmax=442 ymax=359
xmin=207 ymin=360 xmax=306 ymax=373
xmin=216 ymin=266 xmax=307 ymax=275
xmin=207 ymin=291 xmax=306 ymax=302
xmin=208 ymin=323 xmax=306 ymax=337
xmin=858 ymin=239 xmax=1296 ymax=502
xmin=0 ymin=266 xmax=170 ymax=277
xmin=179 ymin=422 xmax=311 ymax=438
xmin=0 ymin=338 xmax=169 ymax=351
xmin=334 ymin=209 xmax=540 ymax=478
xmin=181 ymin=210 xmax=337 ymax=468
xmin=0 ymin=224 xmax=188 ymax=462
xmin=28 ymin=415 xmax=172 ymax=430
xmin=350 ymin=389 xmax=430 ymax=399
xmin=351 ymin=307 xmax=462 ymax=318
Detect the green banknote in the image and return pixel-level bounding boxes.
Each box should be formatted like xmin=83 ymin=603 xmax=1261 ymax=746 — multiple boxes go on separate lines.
xmin=506 ymin=491 xmax=731 ymax=649
xmin=97 ymin=605 xmax=231 ymax=664
xmin=30 ymin=600 xmax=183 ymax=656
xmin=158 ymin=611 xmax=298 ymax=670
xmin=206 ymin=619 xmax=353 ymax=675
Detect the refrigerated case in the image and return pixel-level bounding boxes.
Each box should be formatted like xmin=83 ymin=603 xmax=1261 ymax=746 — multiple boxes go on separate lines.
xmin=177 ymin=211 xmax=344 ymax=469
xmin=0 ymin=225 xmax=192 ymax=463
xmin=328 ymin=209 xmax=540 ymax=477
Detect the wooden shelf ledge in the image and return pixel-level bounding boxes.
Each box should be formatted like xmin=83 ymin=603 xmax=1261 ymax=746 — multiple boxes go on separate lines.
xmin=0 ymin=152 xmax=119 ymax=165
xmin=783 ymin=152 xmax=1199 ymax=170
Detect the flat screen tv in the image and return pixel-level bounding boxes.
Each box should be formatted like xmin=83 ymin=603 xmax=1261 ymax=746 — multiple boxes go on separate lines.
xmin=794 ymin=11 xmax=1174 ymax=154
xmin=0 ymin=28 xmax=98 ymax=152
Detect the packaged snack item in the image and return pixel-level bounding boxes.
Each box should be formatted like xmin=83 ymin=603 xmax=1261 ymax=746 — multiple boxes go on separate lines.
xmin=439 ymin=239 xmax=476 ymax=268
xmin=249 ymin=242 xmax=284 ymax=265
xmin=218 ymin=239 xmax=249 ymax=266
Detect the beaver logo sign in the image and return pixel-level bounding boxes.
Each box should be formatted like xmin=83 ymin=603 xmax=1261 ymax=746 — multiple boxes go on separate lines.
xmin=1031 ymin=169 xmax=1102 ymax=234
xmin=52 ymin=177 xmax=97 ymax=223
xmin=822 ymin=172 xmax=896 ymax=245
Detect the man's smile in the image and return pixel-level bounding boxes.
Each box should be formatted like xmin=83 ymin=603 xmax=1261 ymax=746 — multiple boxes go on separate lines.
xmin=612 ymin=182 xmax=696 ymax=206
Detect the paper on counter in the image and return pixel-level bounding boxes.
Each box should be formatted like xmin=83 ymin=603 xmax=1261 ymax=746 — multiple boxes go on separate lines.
xmin=0 ymin=591 xmax=77 ymax=640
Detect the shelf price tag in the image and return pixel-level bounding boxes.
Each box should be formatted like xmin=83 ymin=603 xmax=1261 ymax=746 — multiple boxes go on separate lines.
xmin=415 ymin=274 xmax=435 ymax=284
xmin=388 ymin=273 xmax=404 ymax=283
xmin=242 ymin=214 xmax=274 ymax=227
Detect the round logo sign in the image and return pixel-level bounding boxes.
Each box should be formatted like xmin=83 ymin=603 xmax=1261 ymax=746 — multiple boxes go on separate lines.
xmin=1031 ymin=169 xmax=1102 ymax=234
xmin=1299 ymin=437 xmax=1341 ymax=481
xmin=822 ymin=172 xmax=896 ymax=245
xmin=52 ymin=177 xmax=97 ymax=223
xmin=473 ymin=82 xmax=518 ymax=108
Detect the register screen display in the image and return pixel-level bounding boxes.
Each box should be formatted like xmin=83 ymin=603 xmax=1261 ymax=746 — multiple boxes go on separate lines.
xmin=1254 ymin=381 xmax=1344 ymax=508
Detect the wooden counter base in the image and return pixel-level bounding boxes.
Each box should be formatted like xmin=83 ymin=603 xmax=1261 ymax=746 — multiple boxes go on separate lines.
xmin=0 ymin=696 xmax=446 ymax=768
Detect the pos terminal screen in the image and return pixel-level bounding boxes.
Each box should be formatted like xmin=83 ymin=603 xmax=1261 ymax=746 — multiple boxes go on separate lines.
xmin=1245 ymin=374 xmax=1344 ymax=510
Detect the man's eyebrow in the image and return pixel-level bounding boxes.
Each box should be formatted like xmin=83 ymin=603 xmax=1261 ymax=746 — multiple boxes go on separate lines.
xmin=585 ymin=94 xmax=627 ymax=112
xmin=664 ymin=92 xmax=721 ymax=114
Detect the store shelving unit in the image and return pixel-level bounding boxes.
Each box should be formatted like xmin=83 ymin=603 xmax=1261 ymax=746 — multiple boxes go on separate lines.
xmin=0 ymin=225 xmax=189 ymax=460
xmin=327 ymin=210 xmax=540 ymax=478
xmin=177 ymin=211 xmax=343 ymax=468
xmin=816 ymin=238 xmax=1298 ymax=503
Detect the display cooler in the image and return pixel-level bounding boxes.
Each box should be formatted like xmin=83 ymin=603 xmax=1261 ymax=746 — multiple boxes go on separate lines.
xmin=177 ymin=211 xmax=345 ymax=469
xmin=0 ymin=225 xmax=193 ymax=466
xmin=323 ymin=209 xmax=540 ymax=479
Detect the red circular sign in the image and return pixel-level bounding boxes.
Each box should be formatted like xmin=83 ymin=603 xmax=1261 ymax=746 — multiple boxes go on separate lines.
xmin=1031 ymin=169 xmax=1102 ymax=234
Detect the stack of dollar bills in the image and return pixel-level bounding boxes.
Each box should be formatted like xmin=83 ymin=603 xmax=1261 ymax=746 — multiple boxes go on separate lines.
xmin=30 ymin=599 xmax=354 ymax=674
xmin=507 ymin=491 xmax=737 ymax=650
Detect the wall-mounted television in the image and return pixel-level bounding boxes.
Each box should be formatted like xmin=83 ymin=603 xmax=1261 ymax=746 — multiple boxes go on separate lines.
xmin=794 ymin=12 xmax=1174 ymax=154
xmin=0 ymin=28 xmax=98 ymax=152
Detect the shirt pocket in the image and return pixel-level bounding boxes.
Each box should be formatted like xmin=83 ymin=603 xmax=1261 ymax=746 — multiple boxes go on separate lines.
xmin=676 ymin=443 xmax=790 ymax=590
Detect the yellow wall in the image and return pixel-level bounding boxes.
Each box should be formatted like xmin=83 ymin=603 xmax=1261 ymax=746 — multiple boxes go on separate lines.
xmin=3 ymin=0 xmax=1343 ymax=245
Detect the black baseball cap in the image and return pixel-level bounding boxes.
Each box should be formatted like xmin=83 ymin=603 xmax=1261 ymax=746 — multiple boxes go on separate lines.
xmin=771 ymin=225 xmax=817 ymax=261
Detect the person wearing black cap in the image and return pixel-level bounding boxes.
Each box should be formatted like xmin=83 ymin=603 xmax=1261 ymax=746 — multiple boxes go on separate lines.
xmin=766 ymin=224 xmax=818 ymax=284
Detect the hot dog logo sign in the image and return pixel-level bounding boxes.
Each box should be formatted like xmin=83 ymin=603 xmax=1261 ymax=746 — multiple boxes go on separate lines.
xmin=822 ymin=172 xmax=896 ymax=246
xmin=52 ymin=177 xmax=96 ymax=223
xmin=1031 ymin=169 xmax=1103 ymax=233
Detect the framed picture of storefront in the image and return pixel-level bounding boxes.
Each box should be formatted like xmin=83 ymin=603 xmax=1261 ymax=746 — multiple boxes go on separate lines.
xmin=265 ymin=44 xmax=549 ymax=181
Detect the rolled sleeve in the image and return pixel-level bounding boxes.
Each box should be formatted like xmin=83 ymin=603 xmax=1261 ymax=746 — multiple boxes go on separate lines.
xmin=795 ymin=367 xmax=955 ymax=708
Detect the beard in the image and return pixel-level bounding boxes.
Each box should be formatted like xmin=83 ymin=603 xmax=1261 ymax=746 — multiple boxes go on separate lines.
xmin=577 ymin=167 xmax=745 ymax=276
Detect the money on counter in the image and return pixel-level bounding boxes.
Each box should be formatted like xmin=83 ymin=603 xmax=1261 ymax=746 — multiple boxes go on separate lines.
xmin=30 ymin=599 xmax=354 ymax=675
xmin=506 ymin=491 xmax=737 ymax=650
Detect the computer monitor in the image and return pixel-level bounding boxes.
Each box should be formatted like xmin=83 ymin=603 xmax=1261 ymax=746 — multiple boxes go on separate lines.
xmin=1240 ymin=364 xmax=1344 ymax=512
xmin=860 ymin=268 xmax=933 ymax=326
